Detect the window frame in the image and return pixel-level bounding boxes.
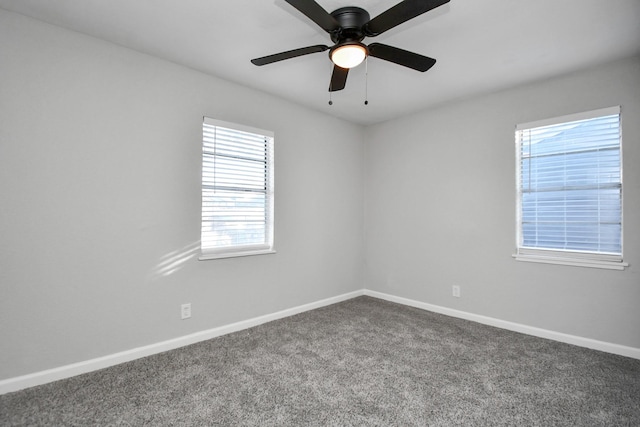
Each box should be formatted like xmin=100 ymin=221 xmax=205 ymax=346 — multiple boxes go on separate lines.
xmin=199 ymin=117 xmax=275 ymax=261
xmin=513 ymin=106 xmax=627 ymax=270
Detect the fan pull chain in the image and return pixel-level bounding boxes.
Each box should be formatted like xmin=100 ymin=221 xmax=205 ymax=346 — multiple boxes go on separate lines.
xmin=328 ymin=62 xmax=334 ymax=106
xmin=364 ymin=57 xmax=369 ymax=105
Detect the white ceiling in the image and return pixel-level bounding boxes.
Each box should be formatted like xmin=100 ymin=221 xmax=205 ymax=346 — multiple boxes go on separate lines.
xmin=1 ymin=0 xmax=639 ymax=125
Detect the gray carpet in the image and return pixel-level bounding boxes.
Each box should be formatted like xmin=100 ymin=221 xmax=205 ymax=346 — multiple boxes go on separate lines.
xmin=1 ymin=296 xmax=639 ymax=426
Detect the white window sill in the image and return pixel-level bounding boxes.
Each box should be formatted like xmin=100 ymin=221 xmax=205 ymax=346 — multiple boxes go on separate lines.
xmin=512 ymin=253 xmax=628 ymax=270
xmin=199 ymin=248 xmax=276 ymax=261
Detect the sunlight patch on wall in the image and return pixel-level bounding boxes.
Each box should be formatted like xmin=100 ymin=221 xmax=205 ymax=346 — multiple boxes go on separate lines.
xmin=147 ymin=242 xmax=200 ymax=281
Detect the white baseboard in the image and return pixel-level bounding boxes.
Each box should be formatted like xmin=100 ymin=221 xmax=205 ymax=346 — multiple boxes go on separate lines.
xmin=364 ymin=289 xmax=640 ymax=360
xmin=0 ymin=290 xmax=364 ymax=395
xmin=3 ymin=287 xmax=638 ymax=395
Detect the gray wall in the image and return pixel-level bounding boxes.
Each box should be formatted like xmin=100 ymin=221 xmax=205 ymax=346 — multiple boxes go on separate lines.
xmin=0 ymin=10 xmax=364 ymax=380
xmin=364 ymin=56 xmax=640 ymax=349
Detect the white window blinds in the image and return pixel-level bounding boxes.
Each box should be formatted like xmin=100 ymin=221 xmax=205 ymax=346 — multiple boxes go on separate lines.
xmin=515 ymin=106 xmax=624 ymax=268
xmin=201 ymin=118 xmax=274 ymax=259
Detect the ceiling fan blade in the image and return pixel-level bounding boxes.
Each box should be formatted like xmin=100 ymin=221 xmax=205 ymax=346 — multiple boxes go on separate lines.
xmin=364 ymin=0 xmax=450 ymax=36
xmin=251 ymin=45 xmax=329 ymax=66
xmin=285 ymin=0 xmax=341 ymax=33
xmin=368 ymin=43 xmax=436 ymax=72
xmin=329 ymin=65 xmax=349 ymax=92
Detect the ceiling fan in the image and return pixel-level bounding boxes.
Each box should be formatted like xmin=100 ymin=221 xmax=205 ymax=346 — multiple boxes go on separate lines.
xmin=251 ymin=0 xmax=450 ymax=92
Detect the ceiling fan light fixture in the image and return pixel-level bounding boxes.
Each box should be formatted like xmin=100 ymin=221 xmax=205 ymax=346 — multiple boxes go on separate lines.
xmin=330 ymin=42 xmax=368 ymax=69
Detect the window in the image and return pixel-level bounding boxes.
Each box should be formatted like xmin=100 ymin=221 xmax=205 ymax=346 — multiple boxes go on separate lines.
xmin=514 ymin=106 xmax=627 ymax=270
xmin=200 ymin=118 xmax=274 ymax=260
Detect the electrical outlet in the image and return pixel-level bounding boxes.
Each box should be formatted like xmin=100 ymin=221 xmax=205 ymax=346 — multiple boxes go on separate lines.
xmin=452 ymin=285 xmax=461 ymax=298
xmin=181 ymin=303 xmax=191 ymax=319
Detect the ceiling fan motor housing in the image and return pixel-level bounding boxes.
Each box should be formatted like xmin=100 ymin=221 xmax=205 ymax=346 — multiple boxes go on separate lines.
xmin=329 ymin=7 xmax=370 ymax=43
